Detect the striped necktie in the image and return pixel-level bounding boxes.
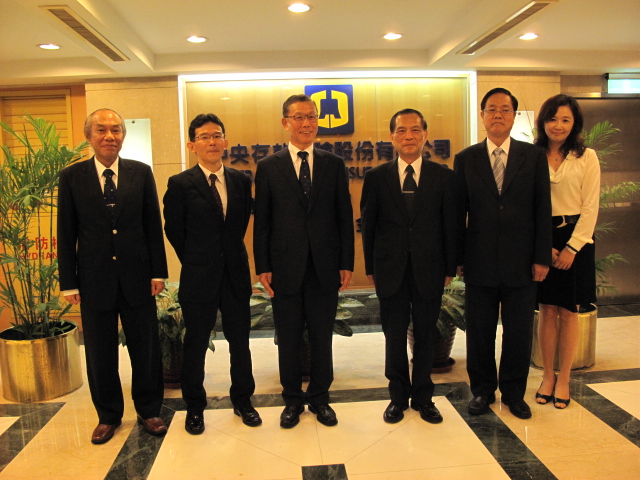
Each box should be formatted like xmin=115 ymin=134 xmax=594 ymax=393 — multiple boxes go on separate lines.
xmin=493 ymin=147 xmax=505 ymax=194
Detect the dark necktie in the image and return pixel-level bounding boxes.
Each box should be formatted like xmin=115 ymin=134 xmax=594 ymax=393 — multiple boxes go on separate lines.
xmin=298 ymin=151 xmax=311 ymax=201
xmin=103 ymin=168 xmax=117 ymax=220
xmin=402 ymin=164 xmax=417 ymax=215
xmin=209 ymin=174 xmax=224 ymax=217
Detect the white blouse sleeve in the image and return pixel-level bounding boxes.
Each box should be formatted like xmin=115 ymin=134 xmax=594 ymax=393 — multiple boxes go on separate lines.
xmin=568 ymin=148 xmax=600 ymax=251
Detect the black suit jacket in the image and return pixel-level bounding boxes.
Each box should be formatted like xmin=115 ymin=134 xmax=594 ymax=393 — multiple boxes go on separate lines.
xmin=163 ymin=165 xmax=253 ymax=304
xmin=361 ymin=159 xmax=460 ymax=300
xmin=253 ymin=148 xmax=354 ymax=294
xmin=454 ymin=138 xmax=552 ymax=287
xmin=57 ymin=157 xmax=168 ymax=310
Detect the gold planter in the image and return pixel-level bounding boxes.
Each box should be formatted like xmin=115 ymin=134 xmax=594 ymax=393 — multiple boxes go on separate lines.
xmin=531 ymin=305 xmax=597 ymax=371
xmin=0 ymin=323 xmax=83 ymax=402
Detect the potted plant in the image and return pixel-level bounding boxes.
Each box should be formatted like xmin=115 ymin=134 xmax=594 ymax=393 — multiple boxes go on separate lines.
xmin=250 ymin=283 xmax=361 ymax=380
xmin=407 ymin=276 xmax=466 ymax=373
xmin=155 ymin=282 xmax=185 ymax=388
xmin=0 ymin=115 xmax=87 ymax=402
xmin=119 ymin=281 xmax=216 ymax=388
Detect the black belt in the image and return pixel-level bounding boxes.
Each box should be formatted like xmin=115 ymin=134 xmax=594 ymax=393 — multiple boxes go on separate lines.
xmin=552 ymin=214 xmax=580 ymax=228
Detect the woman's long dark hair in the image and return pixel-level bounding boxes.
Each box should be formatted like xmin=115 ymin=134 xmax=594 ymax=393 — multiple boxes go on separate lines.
xmin=534 ymin=94 xmax=586 ymax=158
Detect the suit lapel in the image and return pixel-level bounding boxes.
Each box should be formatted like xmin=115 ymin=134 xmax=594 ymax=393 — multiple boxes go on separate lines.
xmin=307 ymin=149 xmax=330 ymax=211
xmin=223 ymin=166 xmax=239 ymax=221
xmin=82 ymin=158 xmax=107 ymax=208
xmin=473 ymin=140 xmax=501 ymax=198
xmin=188 ymin=165 xmax=217 ymax=210
xmin=383 ymin=159 xmax=410 ymax=222
xmin=112 ymin=158 xmax=132 ymax=224
xmin=501 ymin=139 xmax=526 ymax=195
xmin=84 ymin=157 xmax=117 ymax=222
xmin=274 ymin=149 xmax=306 ymax=206
xmin=413 ymin=162 xmax=433 ymax=220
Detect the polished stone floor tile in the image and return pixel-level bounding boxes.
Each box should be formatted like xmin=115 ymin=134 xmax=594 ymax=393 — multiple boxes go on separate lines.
xmin=0 ymin=315 xmax=637 ymax=479
xmin=589 ymin=380 xmax=640 ymax=418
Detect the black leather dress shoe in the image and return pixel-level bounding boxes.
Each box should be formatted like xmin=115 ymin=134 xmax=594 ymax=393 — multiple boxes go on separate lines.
xmin=185 ymin=411 xmax=205 ymax=435
xmin=468 ymin=393 xmax=496 ymax=415
xmin=280 ymin=405 xmax=305 ymax=429
xmin=383 ymin=401 xmax=408 ymax=424
xmin=502 ymin=398 xmax=532 ymax=419
xmin=308 ymin=404 xmax=338 ymax=427
xmin=234 ymin=405 xmax=262 ymax=427
xmin=412 ymin=402 xmax=443 ymax=424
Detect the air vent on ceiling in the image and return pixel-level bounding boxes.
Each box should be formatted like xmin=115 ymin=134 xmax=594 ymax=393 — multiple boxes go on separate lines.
xmin=40 ymin=5 xmax=129 ymax=62
xmin=458 ymin=0 xmax=558 ymax=55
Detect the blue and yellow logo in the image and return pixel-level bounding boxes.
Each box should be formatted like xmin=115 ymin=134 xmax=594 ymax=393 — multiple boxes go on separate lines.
xmin=305 ymin=85 xmax=354 ymax=135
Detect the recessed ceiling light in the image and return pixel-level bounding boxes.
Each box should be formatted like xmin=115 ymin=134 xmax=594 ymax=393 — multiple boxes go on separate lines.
xmin=38 ymin=43 xmax=60 ymax=50
xmin=519 ymin=32 xmax=538 ymax=40
xmin=288 ymin=3 xmax=311 ymax=13
xmin=187 ymin=36 xmax=208 ymax=43
xmin=383 ymin=33 xmax=402 ymax=41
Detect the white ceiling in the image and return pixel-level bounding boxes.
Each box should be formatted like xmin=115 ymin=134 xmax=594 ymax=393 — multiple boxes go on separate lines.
xmin=1 ymin=0 xmax=638 ymax=86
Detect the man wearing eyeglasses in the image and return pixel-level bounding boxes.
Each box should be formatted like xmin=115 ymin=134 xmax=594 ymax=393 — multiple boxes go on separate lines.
xmin=164 ymin=113 xmax=260 ymax=435
xmin=253 ymin=94 xmax=354 ymax=428
xmin=454 ymin=87 xmax=552 ymax=420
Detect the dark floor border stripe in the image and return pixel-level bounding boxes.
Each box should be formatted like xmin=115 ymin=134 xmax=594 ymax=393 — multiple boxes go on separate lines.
xmin=446 ymin=384 xmax=557 ymax=480
xmin=302 ymin=464 xmax=348 ymax=480
xmin=570 ymin=368 xmax=640 ymax=447
xmin=104 ymin=368 xmax=640 ymax=480
xmin=0 ymin=402 xmax=64 ymax=473
xmin=2 ymin=368 xmax=636 ymax=479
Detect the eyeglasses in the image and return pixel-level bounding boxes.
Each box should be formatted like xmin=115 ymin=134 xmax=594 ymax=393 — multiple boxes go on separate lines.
xmin=195 ymin=133 xmax=225 ymax=142
xmin=284 ymin=114 xmax=319 ymax=123
xmin=483 ymin=108 xmax=515 ymax=116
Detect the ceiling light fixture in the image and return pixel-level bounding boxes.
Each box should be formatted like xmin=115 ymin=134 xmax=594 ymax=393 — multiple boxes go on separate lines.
xmin=458 ymin=0 xmax=557 ymax=55
xmin=383 ymin=33 xmax=402 ymax=40
xmin=519 ymin=32 xmax=538 ymax=40
xmin=288 ymin=3 xmax=311 ymax=13
xmin=38 ymin=43 xmax=60 ymax=50
xmin=187 ymin=36 xmax=208 ymax=43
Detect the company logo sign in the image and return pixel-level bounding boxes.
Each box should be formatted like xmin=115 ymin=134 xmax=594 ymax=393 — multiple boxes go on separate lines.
xmin=305 ymin=85 xmax=354 ymax=135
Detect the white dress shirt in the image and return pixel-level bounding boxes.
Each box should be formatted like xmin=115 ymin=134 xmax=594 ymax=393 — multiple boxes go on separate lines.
xmin=398 ymin=157 xmax=422 ymax=188
xmin=549 ymin=148 xmax=600 ymax=251
xmin=486 ymin=136 xmax=511 ymax=169
xmin=288 ymin=145 xmax=314 ymax=181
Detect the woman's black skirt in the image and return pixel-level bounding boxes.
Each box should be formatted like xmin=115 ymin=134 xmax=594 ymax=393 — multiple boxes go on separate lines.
xmin=537 ymin=222 xmax=596 ymax=313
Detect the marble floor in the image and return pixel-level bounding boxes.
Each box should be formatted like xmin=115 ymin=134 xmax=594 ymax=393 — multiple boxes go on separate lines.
xmin=0 ymin=310 xmax=638 ymax=479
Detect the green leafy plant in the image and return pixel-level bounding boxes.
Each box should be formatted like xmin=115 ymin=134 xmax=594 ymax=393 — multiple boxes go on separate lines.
xmin=118 ymin=282 xmax=216 ymax=368
xmin=369 ymin=275 xmax=466 ymax=341
xmin=584 ymin=121 xmax=640 ymax=296
xmin=250 ymin=282 xmax=361 ymax=341
xmin=0 ymin=115 xmax=87 ymax=339
xmin=437 ymin=276 xmax=466 ymax=340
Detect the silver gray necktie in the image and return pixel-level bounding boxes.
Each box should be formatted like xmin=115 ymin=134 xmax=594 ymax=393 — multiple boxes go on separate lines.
xmin=493 ymin=147 xmax=505 ymax=194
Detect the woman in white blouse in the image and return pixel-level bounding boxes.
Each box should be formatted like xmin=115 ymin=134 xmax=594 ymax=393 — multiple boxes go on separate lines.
xmin=534 ymin=94 xmax=600 ymax=409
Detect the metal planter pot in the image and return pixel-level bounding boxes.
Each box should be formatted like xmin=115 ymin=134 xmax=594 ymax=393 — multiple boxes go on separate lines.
xmin=531 ymin=304 xmax=597 ymax=371
xmin=0 ymin=323 xmax=83 ymax=402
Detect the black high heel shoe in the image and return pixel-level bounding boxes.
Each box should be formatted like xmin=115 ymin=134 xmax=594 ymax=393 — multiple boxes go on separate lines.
xmin=553 ymin=395 xmax=571 ymax=409
xmin=535 ymin=376 xmax=556 ymax=405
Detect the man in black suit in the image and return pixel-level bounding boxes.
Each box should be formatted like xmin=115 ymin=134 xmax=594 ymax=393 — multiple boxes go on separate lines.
xmin=361 ymin=109 xmax=460 ymax=424
xmin=58 ymin=108 xmax=168 ymax=444
xmin=454 ymin=88 xmax=552 ymax=419
xmin=163 ymin=114 xmax=260 ymax=434
xmin=253 ymin=94 xmax=354 ymax=428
